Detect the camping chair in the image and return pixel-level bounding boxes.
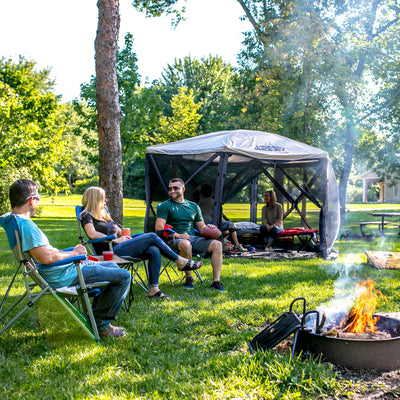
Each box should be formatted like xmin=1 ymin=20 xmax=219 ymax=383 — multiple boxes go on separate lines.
xmin=0 ymin=214 xmax=109 ymax=341
xmin=75 ymin=206 xmax=149 ymax=308
xmin=158 ymin=226 xmax=204 ymax=286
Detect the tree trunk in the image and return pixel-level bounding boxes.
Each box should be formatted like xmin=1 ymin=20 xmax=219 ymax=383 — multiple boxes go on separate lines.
xmin=338 ymin=0 xmax=380 ymax=223
xmin=339 ymin=122 xmax=356 ymax=221
xmin=95 ymin=0 xmax=123 ymax=225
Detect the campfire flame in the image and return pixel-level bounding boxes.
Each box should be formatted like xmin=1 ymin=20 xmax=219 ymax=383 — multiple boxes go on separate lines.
xmin=341 ymin=278 xmax=387 ymax=333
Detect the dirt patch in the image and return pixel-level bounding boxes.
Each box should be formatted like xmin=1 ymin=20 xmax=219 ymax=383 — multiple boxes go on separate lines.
xmin=327 ymin=366 xmax=400 ymax=399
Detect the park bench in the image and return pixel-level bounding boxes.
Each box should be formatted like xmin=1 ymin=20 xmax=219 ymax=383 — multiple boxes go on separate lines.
xmin=356 ymin=221 xmax=393 ymax=236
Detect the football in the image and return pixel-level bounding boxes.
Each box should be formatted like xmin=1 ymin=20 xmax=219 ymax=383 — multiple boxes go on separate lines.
xmin=200 ymin=225 xmax=222 ymax=240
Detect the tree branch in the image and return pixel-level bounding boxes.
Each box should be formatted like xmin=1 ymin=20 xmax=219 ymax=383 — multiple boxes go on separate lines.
xmin=236 ymin=0 xmax=265 ymax=39
xmin=373 ymin=16 xmax=399 ymax=38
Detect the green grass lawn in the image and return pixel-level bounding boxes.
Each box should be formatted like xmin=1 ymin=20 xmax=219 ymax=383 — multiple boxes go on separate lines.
xmin=1 ymin=197 xmax=400 ymax=399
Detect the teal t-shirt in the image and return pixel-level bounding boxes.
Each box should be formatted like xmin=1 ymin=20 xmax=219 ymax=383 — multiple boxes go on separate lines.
xmin=15 ymin=215 xmax=77 ymax=288
xmin=157 ymin=199 xmax=203 ymax=235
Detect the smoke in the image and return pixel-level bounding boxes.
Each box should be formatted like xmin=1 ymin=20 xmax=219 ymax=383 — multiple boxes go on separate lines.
xmin=305 ymin=254 xmax=361 ymax=332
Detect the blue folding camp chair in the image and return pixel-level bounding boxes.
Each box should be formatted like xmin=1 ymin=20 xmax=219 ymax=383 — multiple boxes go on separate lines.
xmin=75 ymin=206 xmax=149 ymax=309
xmin=0 ymin=214 xmax=109 ymax=341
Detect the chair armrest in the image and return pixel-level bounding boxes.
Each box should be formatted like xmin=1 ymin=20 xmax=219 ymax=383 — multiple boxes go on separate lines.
xmin=39 ymin=255 xmax=86 ymax=269
xmin=87 ymin=235 xmax=116 ymax=244
xmin=131 ymin=233 xmax=144 ymax=238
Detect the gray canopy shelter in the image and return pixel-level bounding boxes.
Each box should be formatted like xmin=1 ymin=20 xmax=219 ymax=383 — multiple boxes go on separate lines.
xmin=144 ymin=130 xmax=340 ymax=258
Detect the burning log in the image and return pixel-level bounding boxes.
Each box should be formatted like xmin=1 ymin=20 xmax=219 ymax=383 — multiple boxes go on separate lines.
xmin=319 ymin=278 xmax=389 ymax=339
xmin=340 ymin=277 xmax=387 ymax=334
xmin=322 ymin=328 xmax=391 ymax=339
xmin=337 ymin=331 xmax=391 ymax=340
xmin=342 ymin=309 xmax=381 ymax=333
xmin=322 ymin=329 xmax=339 ymax=337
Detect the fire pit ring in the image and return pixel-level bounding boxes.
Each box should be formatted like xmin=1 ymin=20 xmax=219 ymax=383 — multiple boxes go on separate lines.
xmin=297 ymin=313 xmax=400 ymax=370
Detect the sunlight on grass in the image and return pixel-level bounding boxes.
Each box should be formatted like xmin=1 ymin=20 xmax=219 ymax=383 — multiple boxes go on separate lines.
xmin=1 ymin=196 xmax=400 ymax=399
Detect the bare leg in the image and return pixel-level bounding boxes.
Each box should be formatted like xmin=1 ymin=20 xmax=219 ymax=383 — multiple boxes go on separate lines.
xmin=230 ymin=231 xmax=240 ymax=247
xmin=177 ymin=240 xmax=193 ymax=278
xmin=208 ymin=240 xmax=223 ymax=282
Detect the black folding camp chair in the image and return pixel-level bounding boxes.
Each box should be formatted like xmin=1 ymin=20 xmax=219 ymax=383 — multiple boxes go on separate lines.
xmin=158 ymin=226 xmax=204 ymax=286
xmin=0 ymin=214 xmax=109 ymax=341
xmin=75 ymin=206 xmax=149 ymax=309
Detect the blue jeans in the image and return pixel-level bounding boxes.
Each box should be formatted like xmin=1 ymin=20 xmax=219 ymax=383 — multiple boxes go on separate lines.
xmin=70 ymin=261 xmax=131 ymax=331
xmin=113 ymin=233 xmax=179 ymax=287
xmin=259 ymin=225 xmax=283 ymax=245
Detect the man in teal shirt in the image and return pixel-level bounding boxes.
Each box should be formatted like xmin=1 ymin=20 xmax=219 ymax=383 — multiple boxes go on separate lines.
xmin=156 ymin=178 xmax=225 ymax=291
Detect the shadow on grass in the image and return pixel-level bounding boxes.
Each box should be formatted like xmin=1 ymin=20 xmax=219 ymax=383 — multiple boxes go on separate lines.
xmin=37 ymin=295 xmax=96 ymax=348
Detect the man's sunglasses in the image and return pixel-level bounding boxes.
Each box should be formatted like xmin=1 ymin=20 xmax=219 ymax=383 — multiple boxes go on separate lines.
xmin=168 ymin=186 xmax=182 ymax=191
xmin=27 ymin=194 xmax=41 ymax=201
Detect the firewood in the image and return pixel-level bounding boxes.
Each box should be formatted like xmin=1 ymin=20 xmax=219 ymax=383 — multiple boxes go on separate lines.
xmin=322 ymin=329 xmax=339 ymax=337
xmin=337 ymin=331 xmax=391 ymax=340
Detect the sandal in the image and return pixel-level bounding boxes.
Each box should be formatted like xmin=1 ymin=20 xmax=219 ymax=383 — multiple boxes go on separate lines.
xmin=148 ymin=290 xmax=171 ymax=301
xmin=178 ymin=259 xmax=203 ymax=271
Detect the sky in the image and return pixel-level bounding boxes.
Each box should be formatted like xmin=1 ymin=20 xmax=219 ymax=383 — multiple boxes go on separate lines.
xmin=0 ymin=0 xmax=253 ymax=102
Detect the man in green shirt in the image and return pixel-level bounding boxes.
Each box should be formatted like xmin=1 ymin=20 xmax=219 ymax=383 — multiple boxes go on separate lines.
xmin=155 ymin=178 xmax=225 ymax=291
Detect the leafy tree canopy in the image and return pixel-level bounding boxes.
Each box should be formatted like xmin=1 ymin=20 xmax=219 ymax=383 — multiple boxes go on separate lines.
xmin=0 ymin=57 xmax=70 ymax=195
xmin=155 ymin=55 xmax=240 ymax=132
xmin=132 ymin=0 xmax=186 ymax=25
xmin=154 ymin=86 xmax=201 ymax=143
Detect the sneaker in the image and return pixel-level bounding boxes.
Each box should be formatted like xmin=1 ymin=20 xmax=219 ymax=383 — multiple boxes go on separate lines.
xmin=264 ymin=246 xmax=274 ymax=252
xmin=184 ymin=277 xmax=194 ymax=290
xmin=99 ymin=325 xmax=126 ymax=338
xmin=234 ymin=244 xmax=246 ymax=252
xmin=210 ymin=280 xmax=226 ymax=291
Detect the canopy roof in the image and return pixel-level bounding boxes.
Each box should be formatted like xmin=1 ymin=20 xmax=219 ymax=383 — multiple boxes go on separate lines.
xmin=147 ymin=129 xmax=329 ymax=163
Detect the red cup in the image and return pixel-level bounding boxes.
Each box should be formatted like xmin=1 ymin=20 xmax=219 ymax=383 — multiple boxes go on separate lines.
xmin=121 ymin=228 xmax=131 ymax=236
xmin=103 ymin=251 xmax=114 ymax=261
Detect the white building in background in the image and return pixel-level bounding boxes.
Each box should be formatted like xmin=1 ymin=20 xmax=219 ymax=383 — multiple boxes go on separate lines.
xmin=357 ymin=169 xmax=400 ymax=203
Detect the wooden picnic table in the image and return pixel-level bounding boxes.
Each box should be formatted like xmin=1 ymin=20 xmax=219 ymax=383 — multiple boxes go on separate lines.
xmin=365 ymin=212 xmax=400 ymax=235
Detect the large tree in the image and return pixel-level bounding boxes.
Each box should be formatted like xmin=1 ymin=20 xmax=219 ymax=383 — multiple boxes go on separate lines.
xmin=96 ymin=0 xmax=123 ymax=224
xmin=356 ymin=3 xmax=400 ymax=191
xmin=236 ymin=0 xmax=400 ymax=221
xmin=329 ymin=0 xmax=400 ymax=219
xmin=235 ymin=0 xmax=337 ymax=142
xmin=95 ymin=0 xmax=185 ymax=224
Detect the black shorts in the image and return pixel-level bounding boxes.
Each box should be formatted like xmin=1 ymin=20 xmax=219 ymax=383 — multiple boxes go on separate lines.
xmin=167 ymin=235 xmax=214 ymax=258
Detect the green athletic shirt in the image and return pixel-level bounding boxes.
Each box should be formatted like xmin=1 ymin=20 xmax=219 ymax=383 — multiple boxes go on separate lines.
xmin=157 ymin=199 xmax=203 ymax=235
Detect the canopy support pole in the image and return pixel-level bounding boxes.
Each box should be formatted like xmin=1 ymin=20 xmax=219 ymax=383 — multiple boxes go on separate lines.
xmin=319 ymin=159 xmax=329 ymax=258
xmin=213 ymin=153 xmax=228 ymax=227
xmin=250 ymin=176 xmax=258 ymax=223
xmin=144 ymin=154 xmax=152 ymax=233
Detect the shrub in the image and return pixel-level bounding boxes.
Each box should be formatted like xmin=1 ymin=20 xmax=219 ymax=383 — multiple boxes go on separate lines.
xmin=72 ymin=177 xmax=99 ymax=194
xmin=0 ymin=167 xmax=33 ymax=214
